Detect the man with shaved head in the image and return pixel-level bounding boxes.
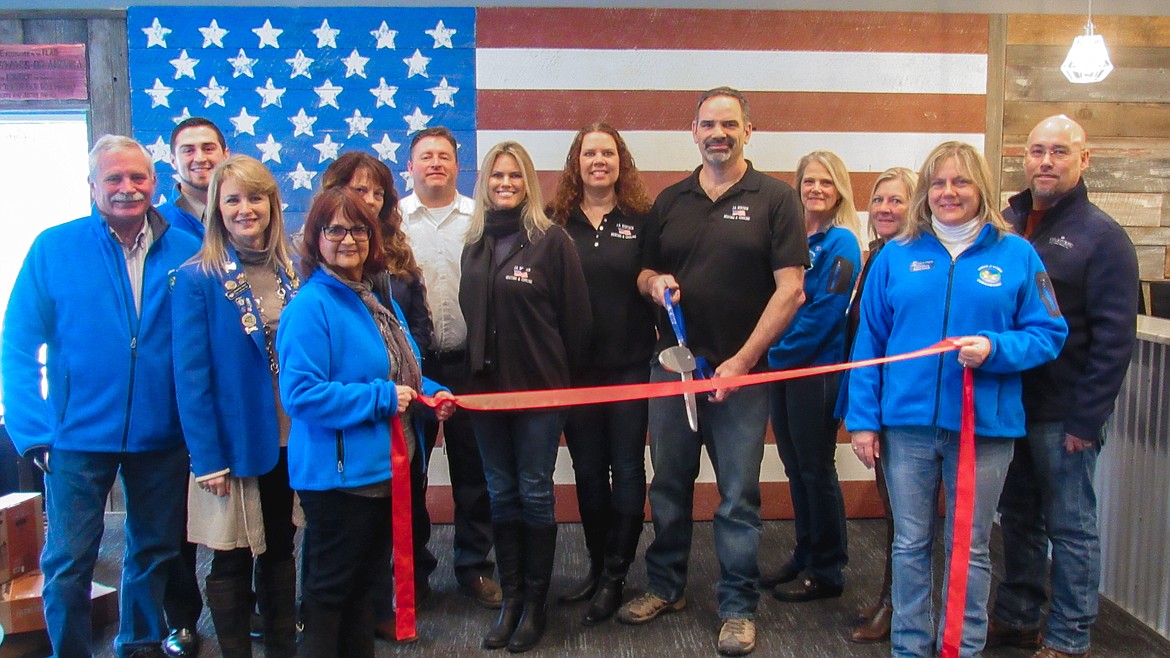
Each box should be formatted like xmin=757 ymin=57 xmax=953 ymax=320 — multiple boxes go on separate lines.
xmin=989 ymin=116 xmax=1138 ymax=658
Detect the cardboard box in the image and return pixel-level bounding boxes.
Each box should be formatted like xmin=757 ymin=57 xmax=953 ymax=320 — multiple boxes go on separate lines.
xmin=0 ymin=492 xmax=43 ymax=584
xmin=0 ymin=571 xmax=118 ymax=635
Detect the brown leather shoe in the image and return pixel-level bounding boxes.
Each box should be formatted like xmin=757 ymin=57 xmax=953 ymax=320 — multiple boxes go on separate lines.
xmin=849 ymin=601 xmax=891 ymax=644
xmin=1032 ymin=647 xmax=1090 ymax=658
xmin=985 ymin=618 xmax=1041 ymax=649
xmin=459 ymin=574 xmax=503 ymax=609
xmin=374 ymin=617 xmax=419 ymax=644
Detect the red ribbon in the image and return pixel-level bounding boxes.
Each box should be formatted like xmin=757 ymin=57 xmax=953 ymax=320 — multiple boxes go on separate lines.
xmin=389 ymin=416 xmax=417 ymax=642
xmin=940 ymin=367 xmax=977 ymax=658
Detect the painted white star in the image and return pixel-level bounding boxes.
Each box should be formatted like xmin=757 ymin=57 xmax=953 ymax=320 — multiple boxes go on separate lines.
xmin=145 ymin=136 xmax=171 ymax=164
xmin=403 ymin=107 xmax=433 ymax=134
xmin=313 ymin=134 xmax=341 ymax=163
xmin=198 ymin=77 xmax=228 ymax=108
xmin=342 ymin=49 xmax=370 ymax=79
xmin=403 ymin=49 xmax=431 ymax=78
xmin=286 ymin=49 xmax=315 ymax=79
xmin=227 ymin=49 xmax=258 ymax=78
xmin=289 ymin=108 xmax=317 ymax=137
xmin=142 ymin=18 xmax=171 ymax=48
xmin=369 ymin=78 xmax=398 ymax=108
xmin=344 ymin=110 xmax=373 ymax=138
xmin=255 ymin=78 xmax=286 ymax=108
xmin=144 ymin=78 xmax=173 ymax=108
xmin=313 ymin=79 xmax=343 ymax=109
xmin=427 ymin=77 xmax=459 ymax=107
xmin=425 ymin=20 xmax=457 ymax=49
xmin=256 ymin=135 xmax=283 ymax=164
xmin=370 ymin=22 xmax=397 ymax=49
xmin=199 ymin=19 xmax=228 ymax=48
xmin=169 ymin=50 xmax=199 ymax=79
xmin=172 ymin=107 xmax=192 ymax=124
xmin=289 ymin=163 xmax=316 ymax=191
xmin=229 ymin=107 xmax=259 ymax=136
xmin=312 ymin=19 xmax=340 ymax=48
xmin=252 ymin=20 xmax=283 ymax=49
xmin=372 ymin=134 xmax=401 ymax=163
xmin=399 ymin=170 xmax=414 ymax=192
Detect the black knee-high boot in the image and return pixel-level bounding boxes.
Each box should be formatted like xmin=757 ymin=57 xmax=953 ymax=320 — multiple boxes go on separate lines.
xmin=255 ymin=559 xmax=297 ymax=658
xmin=483 ymin=521 xmax=526 ymax=649
xmin=508 ymin=524 xmax=557 ymax=653
xmin=558 ymin=509 xmax=606 ymax=603
xmin=584 ymin=512 xmax=643 ymax=626
xmin=206 ymin=575 xmax=254 ymax=658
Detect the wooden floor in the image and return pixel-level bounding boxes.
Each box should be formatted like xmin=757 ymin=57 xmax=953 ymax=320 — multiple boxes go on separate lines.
xmin=9 ymin=516 xmax=1169 ymax=658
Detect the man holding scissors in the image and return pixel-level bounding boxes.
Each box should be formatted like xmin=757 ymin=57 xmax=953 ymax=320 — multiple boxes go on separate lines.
xmin=616 ymin=87 xmax=807 ymax=656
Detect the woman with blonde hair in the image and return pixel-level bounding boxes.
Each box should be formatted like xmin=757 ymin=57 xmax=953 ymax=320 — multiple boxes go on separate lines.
xmin=172 ymin=154 xmax=299 ymax=657
xmin=460 ymin=141 xmax=591 ymax=652
xmin=765 ymin=151 xmax=862 ymax=604
xmin=847 ymin=142 xmax=1067 ymax=656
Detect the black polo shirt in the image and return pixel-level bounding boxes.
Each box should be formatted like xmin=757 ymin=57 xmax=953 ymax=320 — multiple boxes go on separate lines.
xmin=563 ymin=206 xmax=657 ymax=370
xmin=643 ymin=162 xmax=808 ymax=367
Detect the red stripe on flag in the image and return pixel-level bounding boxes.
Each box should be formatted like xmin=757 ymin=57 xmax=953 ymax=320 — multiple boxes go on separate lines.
xmin=478 ymin=91 xmax=986 ymax=134
xmin=478 ymin=9 xmax=988 ymax=54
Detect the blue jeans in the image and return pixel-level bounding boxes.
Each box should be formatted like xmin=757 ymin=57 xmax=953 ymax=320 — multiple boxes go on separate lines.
xmin=994 ymin=421 xmax=1102 ymax=654
xmin=41 ymin=446 xmax=187 ymax=658
xmin=770 ymin=373 xmax=848 ymax=587
xmin=471 ymin=410 xmax=565 ymax=526
xmin=644 ymin=364 xmax=767 ymax=619
xmin=884 ymin=426 xmax=1014 ymax=658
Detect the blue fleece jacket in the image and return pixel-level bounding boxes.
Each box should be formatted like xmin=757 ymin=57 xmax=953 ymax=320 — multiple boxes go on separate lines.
xmin=276 ymin=268 xmax=446 ymax=491
xmin=768 ymin=225 xmax=861 ymax=369
xmin=156 ymin=186 xmax=205 ymax=239
xmin=171 ymin=251 xmax=297 ymax=478
xmin=845 ymin=224 xmax=1068 ymax=438
xmin=2 ymin=207 xmax=200 ymax=455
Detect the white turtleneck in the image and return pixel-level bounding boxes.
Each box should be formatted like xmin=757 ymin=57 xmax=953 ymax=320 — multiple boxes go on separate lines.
xmin=931 ymin=216 xmax=982 ymax=259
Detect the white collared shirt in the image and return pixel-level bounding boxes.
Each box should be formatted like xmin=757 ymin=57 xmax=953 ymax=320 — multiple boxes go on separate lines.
xmin=400 ymin=192 xmax=475 ymax=352
xmin=107 ymin=218 xmax=155 ymax=316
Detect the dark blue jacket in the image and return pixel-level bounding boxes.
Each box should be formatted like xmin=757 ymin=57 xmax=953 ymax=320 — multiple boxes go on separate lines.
xmin=2 ymin=207 xmax=199 ymax=455
xmin=276 ymin=269 xmax=446 ymax=491
xmin=171 ymin=249 xmax=298 ymax=478
xmin=846 ymin=224 xmax=1068 ymax=438
xmin=768 ymin=225 xmax=860 ymax=369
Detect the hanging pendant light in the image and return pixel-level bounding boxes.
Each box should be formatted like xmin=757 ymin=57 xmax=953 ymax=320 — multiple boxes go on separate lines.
xmin=1061 ymin=0 xmax=1114 ymax=83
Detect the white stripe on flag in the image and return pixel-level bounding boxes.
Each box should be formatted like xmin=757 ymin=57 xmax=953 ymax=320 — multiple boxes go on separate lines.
xmin=477 ymin=49 xmax=988 ymax=95
xmin=478 ymin=130 xmax=987 ymax=173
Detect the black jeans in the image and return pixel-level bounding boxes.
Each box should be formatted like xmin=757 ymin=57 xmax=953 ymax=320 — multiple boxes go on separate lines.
xmin=770 ymin=372 xmax=848 ymax=587
xmin=563 ymin=364 xmax=649 ymax=516
xmin=298 ymin=488 xmax=391 ymax=608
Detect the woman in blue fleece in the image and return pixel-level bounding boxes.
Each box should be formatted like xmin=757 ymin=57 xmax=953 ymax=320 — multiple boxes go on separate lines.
xmin=846 ymin=142 xmax=1067 ymax=658
xmin=172 ymin=155 xmax=300 ymax=657
xmin=765 ymin=151 xmax=862 ymax=603
xmin=276 ymin=188 xmax=454 ymax=657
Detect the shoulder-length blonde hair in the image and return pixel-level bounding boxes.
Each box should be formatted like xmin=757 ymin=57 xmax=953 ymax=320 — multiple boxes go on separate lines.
xmin=466 ymin=141 xmax=552 ymax=243
xmin=867 ymin=166 xmax=918 ymax=242
xmin=796 ymin=150 xmax=862 ymax=242
xmin=321 ymin=151 xmax=421 ymax=280
xmin=548 ymin=123 xmax=652 ymax=224
xmin=901 ymin=141 xmax=1010 ymax=241
xmin=197 ymin=154 xmax=293 ymax=276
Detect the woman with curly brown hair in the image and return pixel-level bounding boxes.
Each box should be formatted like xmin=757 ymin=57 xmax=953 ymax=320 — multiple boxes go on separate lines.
xmin=548 ymin=123 xmax=657 ymax=625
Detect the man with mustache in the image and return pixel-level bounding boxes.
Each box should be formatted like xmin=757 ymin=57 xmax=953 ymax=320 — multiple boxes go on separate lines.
xmin=2 ymin=135 xmax=200 ymax=658
xmin=616 ymin=87 xmax=808 ymax=656
xmin=988 ymin=116 xmax=1138 ymax=658
xmin=157 ymin=117 xmax=231 ymax=237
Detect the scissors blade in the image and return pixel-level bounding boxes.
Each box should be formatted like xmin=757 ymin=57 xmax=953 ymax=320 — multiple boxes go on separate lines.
xmin=681 ymin=372 xmax=699 ymax=432
xmin=658 ymin=346 xmax=699 ymax=432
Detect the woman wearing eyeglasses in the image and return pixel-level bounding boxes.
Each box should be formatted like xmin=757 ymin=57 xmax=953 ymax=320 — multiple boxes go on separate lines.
xmin=277 ymin=187 xmax=455 ymax=657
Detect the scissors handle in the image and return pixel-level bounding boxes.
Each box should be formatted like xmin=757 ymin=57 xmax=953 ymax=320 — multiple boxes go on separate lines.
xmin=663 ymin=293 xmax=687 ymax=346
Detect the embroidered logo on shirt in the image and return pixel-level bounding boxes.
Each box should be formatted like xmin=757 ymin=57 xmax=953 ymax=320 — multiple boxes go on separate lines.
xmin=977 ymin=265 xmax=1003 ymax=287
xmin=1049 ymin=235 xmax=1074 ymax=250
xmin=723 ymin=205 xmax=751 ymax=221
xmin=506 ymin=265 xmax=533 ymax=284
xmin=910 ymin=260 xmax=935 ymax=272
xmin=610 ymin=223 xmax=637 ymax=240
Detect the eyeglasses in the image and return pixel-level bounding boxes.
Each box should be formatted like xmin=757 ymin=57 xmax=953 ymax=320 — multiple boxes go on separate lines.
xmin=321 ymin=225 xmax=371 ymax=242
xmin=1025 ymin=145 xmax=1078 ymax=162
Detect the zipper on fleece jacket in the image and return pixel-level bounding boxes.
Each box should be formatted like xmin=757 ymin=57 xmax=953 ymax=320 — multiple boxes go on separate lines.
xmin=335 ymin=429 xmax=345 ymax=474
